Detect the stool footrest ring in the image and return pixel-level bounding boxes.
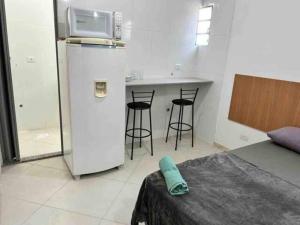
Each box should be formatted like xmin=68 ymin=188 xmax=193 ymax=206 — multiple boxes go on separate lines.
xmin=169 ymin=122 xmax=192 ymax=132
xmin=126 ymin=128 xmax=152 ymax=139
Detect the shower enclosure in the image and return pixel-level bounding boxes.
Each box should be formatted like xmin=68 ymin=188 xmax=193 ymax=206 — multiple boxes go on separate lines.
xmin=3 ymin=0 xmax=62 ymax=160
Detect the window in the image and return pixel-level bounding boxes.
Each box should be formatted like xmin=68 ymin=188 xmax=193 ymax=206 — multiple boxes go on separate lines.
xmin=196 ymin=6 xmax=213 ymax=46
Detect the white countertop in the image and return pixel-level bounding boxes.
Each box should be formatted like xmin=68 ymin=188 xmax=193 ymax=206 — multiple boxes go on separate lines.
xmin=126 ymin=77 xmax=213 ymax=87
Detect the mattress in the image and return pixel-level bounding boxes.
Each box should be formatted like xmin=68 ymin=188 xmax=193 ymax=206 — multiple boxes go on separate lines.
xmin=132 ymin=151 xmax=300 ymax=225
xmin=232 ymin=140 xmax=300 ymax=187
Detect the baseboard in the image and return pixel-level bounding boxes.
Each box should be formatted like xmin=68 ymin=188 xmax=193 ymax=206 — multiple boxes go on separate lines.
xmin=213 ymin=142 xmax=230 ymax=151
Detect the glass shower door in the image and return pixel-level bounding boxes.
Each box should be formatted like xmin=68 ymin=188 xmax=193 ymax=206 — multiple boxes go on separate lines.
xmin=4 ymin=0 xmax=61 ymax=160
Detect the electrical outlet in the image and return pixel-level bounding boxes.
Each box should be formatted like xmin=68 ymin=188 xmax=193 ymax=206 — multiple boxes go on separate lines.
xmin=26 ymin=56 xmax=36 ymax=63
xmin=240 ymin=135 xmax=249 ymax=142
xmin=175 ymin=64 xmax=182 ymax=71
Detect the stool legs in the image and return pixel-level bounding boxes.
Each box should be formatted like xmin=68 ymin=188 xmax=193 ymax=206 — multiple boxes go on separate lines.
xmin=140 ymin=110 xmax=142 ymax=148
xmin=149 ymin=109 xmax=153 ymax=156
xmin=179 ymin=106 xmax=184 ymax=141
xmin=131 ymin=109 xmax=136 ymax=160
xmin=175 ymin=105 xmax=183 ymax=151
xmin=168 ymin=104 xmax=194 ymax=150
xmin=127 ymin=108 xmax=153 ymax=160
xmin=125 ymin=107 xmax=130 ymax=143
xmin=165 ymin=104 xmax=174 ymax=143
xmin=192 ymin=105 xmax=194 ymax=147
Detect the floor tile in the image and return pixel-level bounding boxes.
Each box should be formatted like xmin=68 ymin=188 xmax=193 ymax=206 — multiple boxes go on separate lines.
xmin=45 ymin=177 xmax=125 ymax=218
xmin=127 ymin=142 xmax=187 ymax=185
xmin=22 ymin=206 xmax=100 ymax=225
xmin=125 ymin=143 xmax=148 ymax=160
xmin=0 ymin=165 xmax=71 ymax=204
xmin=19 ymin=140 xmax=60 ymax=159
xmin=0 ymin=195 xmax=40 ymax=225
xmin=0 ymin=136 xmax=221 ymax=225
xmin=98 ymin=154 xmax=141 ymax=182
xmin=19 ymin=128 xmax=61 ymax=159
xmin=30 ymin=157 xmax=68 ymax=172
xmin=127 ymin=157 xmax=158 ymax=186
xmin=1 ymin=162 xmax=33 ymax=176
xmin=99 ymin=219 xmax=126 ymax=225
xmin=104 ymin=183 xmax=141 ymax=224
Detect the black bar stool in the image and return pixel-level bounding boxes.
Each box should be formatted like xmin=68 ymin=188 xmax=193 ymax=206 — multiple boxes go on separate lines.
xmin=125 ymin=90 xmax=155 ymax=160
xmin=165 ymin=88 xmax=199 ymax=150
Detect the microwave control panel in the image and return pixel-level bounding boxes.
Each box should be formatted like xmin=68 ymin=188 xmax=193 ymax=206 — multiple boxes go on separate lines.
xmin=114 ymin=12 xmax=122 ymax=40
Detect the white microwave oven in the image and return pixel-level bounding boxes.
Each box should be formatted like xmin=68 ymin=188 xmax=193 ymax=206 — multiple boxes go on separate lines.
xmin=67 ymin=7 xmax=122 ymax=40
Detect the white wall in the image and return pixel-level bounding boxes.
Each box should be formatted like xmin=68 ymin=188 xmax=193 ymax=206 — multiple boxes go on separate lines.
xmin=190 ymin=0 xmax=235 ymax=142
xmin=5 ymin=0 xmax=60 ymax=130
xmin=60 ymin=0 xmax=202 ymax=78
xmin=57 ymin=0 xmax=235 ymax=142
xmin=215 ymin=0 xmax=300 ymax=149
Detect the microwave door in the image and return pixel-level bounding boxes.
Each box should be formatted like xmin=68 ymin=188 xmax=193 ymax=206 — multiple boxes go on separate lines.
xmin=69 ymin=8 xmax=113 ymax=39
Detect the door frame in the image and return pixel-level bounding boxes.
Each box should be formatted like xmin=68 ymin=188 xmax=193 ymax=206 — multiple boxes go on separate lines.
xmin=53 ymin=0 xmax=64 ymax=156
xmin=0 ymin=0 xmax=64 ymax=163
xmin=0 ymin=0 xmax=20 ymax=164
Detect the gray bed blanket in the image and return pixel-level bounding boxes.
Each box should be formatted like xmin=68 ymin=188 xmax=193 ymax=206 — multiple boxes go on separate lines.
xmin=131 ymin=153 xmax=300 ymax=225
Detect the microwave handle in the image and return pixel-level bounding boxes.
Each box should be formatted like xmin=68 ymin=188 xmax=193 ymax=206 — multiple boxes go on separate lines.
xmin=67 ymin=7 xmax=72 ymax=37
xmin=113 ymin=12 xmax=122 ymax=40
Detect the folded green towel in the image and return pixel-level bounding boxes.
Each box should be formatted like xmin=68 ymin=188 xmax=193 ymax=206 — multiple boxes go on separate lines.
xmin=159 ymin=156 xmax=189 ymax=196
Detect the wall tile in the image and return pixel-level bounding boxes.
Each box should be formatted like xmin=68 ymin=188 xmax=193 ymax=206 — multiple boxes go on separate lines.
xmin=57 ymin=0 xmax=235 ymax=142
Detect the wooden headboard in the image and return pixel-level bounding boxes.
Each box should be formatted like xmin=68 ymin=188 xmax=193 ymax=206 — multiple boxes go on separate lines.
xmin=228 ymin=74 xmax=300 ymax=132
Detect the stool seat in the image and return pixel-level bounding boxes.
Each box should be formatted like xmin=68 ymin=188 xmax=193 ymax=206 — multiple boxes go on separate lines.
xmin=127 ymin=102 xmax=151 ymax=110
xmin=172 ymin=99 xmax=193 ymax=106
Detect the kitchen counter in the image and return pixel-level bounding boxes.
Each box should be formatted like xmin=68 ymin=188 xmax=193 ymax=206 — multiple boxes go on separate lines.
xmin=125 ymin=77 xmax=213 ymax=87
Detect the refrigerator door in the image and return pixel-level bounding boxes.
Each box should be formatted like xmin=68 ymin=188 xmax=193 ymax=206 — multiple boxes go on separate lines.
xmin=65 ymin=44 xmax=126 ymax=176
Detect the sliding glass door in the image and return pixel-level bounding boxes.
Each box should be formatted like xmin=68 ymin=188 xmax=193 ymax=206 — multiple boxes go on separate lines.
xmin=3 ymin=0 xmax=62 ymax=160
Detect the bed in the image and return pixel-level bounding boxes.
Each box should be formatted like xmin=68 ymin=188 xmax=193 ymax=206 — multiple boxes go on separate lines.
xmin=232 ymin=141 xmax=300 ymax=187
xmin=131 ymin=141 xmax=300 ymax=225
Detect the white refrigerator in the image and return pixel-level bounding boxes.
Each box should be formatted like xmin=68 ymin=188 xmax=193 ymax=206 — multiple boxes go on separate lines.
xmin=58 ymin=41 xmax=125 ymax=178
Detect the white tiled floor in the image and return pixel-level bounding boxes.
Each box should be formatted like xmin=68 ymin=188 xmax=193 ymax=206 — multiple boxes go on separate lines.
xmin=0 ymin=136 xmax=224 ymax=225
xmin=18 ymin=128 xmax=61 ymax=159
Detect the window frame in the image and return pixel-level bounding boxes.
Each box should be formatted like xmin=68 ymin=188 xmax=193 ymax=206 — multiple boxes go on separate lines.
xmin=196 ymin=5 xmax=213 ymax=46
